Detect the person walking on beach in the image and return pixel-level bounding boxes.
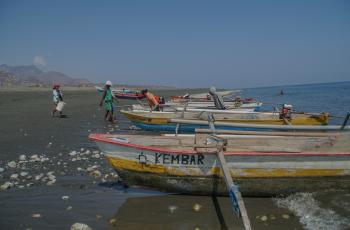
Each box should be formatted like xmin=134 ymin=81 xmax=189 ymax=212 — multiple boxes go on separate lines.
xmin=52 ymin=84 xmax=64 ymax=117
xmin=209 ymin=86 xmax=226 ymax=110
xmin=100 ymin=80 xmax=116 ymax=123
xmin=141 ymin=89 xmax=160 ymax=111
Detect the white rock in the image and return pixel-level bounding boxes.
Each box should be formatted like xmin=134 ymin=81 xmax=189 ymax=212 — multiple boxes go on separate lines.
xmin=77 ymin=167 xmax=83 ymax=171
xmin=35 ymin=173 xmax=44 ymax=181
xmin=30 ymin=154 xmax=39 ymax=159
xmin=71 ymin=158 xmax=77 ymax=162
xmin=80 ymin=148 xmax=84 ymax=152
xmin=47 ymin=180 xmax=56 ymax=186
xmin=168 ymin=205 xmax=177 ymax=213
xmin=69 ymin=151 xmax=78 ymax=156
xmin=41 ymin=157 xmax=49 ymax=162
xmin=1 ymin=181 xmax=14 ymax=190
xmin=70 ymin=223 xmax=92 ymax=230
xmin=67 ymin=206 xmax=73 ymax=211
xmin=0 ymin=167 xmax=5 ymax=173
xmin=92 ymin=150 xmax=99 ymax=154
xmin=192 ymin=203 xmax=202 ymax=212
xmin=47 ymin=171 xmax=54 ymax=176
xmin=26 ymin=183 xmax=34 ymax=187
xmin=62 ymin=195 xmax=70 ymax=200
xmin=20 ymin=172 xmax=28 ymax=177
xmin=93 ymin=154 xmax=100 ymax=159
xmin=77 ymin=157 xmax=81 ymax=161
xmin=10 ymin=174 xmax=19 ymax=180
xmin=19 ymin=155 xmax=27 ymax=161
xmin=48 ymin=175 xmax=56 ymax=181
xmin=18 ymin=185 xmax=24 ymax=189
xmin=7 ymin=161 xmax=17 ymax=168
xmin=32 ymin=213 xmax=41 ymax=218
xmin=91 ymin=170 xmax=102 ymax=177
xmin=85 ymin=150 xmax=91 ymax=154
xmin=30 ymin=155 xmax=41 ymax=162
xmin=260 ymin=215 xmax=268 ymax=221
xmin=86 ymin=166 xmax=98 ymax=172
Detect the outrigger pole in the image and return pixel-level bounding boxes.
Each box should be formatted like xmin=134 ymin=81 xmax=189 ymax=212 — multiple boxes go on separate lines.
xmin=208 ymin=135 xmax=252 ymax=230
xmin=341 ymin=112 xmax=350 ymax=130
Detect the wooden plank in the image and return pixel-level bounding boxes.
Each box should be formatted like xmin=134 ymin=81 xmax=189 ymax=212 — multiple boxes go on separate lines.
xmin=195 ymin=129 xmax=340 ymax=137
xmin=216 ymin=143 xmax=252 ymax=230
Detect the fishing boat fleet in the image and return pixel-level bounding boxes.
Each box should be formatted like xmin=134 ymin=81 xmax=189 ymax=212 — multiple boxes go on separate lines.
xmin=90 ymin=89 xmax=350 ymax=198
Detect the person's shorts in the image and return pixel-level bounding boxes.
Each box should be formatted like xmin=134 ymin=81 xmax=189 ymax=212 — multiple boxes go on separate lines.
xmin=153 ymin=104 xmax=160 ymax=111
xmin=105 ymin=102 xmax=113 ymax=111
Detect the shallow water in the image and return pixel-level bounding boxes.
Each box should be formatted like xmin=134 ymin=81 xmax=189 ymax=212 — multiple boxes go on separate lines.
xmin=0 ymin=82 xmax=350 ymax=229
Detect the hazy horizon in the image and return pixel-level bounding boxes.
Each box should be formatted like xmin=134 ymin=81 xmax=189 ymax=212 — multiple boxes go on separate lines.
xmin=1 ymin=0 xmax=349 ymax=88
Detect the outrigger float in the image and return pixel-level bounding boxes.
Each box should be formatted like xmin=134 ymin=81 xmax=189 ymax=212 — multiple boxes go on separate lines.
xmin=89 ymin=129 xmax=350 ymax=197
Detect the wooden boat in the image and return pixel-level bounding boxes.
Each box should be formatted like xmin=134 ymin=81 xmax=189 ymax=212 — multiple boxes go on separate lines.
xmin=95 ymin=86 xmax=145 ymax=100
xmin=114 ymin=91 xmax=145 ymax=100
xmin=170 ymin=90 xmax=241 ymax=103
xmin=120 ymin=109 xmax=329 ymax=132
xmin=131 ymin=102 xmax=260 ymax=112
xmin=89 ymin=130 xmax=350 ymax=196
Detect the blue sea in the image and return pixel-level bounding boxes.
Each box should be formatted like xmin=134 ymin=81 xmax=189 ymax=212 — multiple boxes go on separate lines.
xmin=240 ymin=81 xmax=350 ymax=125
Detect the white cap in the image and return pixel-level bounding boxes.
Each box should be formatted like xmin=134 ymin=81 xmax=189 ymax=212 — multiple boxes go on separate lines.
xmin=105 ymin=80 xmax=112 ymax=86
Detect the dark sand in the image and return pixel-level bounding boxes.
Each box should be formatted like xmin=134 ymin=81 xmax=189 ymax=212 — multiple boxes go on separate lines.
xmin=0 ymin=89 xmax=306 ymax=229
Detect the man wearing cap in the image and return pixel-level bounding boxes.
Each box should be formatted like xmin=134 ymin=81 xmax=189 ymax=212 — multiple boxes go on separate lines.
xmin=52 ymin=84 xmax=64 ymax=117
xmin=100 ymin=80 xmax=116 ymax=123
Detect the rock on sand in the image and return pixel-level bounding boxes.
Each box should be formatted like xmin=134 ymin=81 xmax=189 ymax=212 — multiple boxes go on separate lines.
xmin=70 ymin=223 xmax=92 ymax=230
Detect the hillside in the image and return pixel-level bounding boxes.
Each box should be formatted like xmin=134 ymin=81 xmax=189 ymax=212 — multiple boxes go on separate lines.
xmin=0 ymin=64 xmax=91 ymax=87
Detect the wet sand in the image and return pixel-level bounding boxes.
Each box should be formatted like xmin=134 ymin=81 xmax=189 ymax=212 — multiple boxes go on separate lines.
xmin=0 ymin=88 xmax=348 ymax=229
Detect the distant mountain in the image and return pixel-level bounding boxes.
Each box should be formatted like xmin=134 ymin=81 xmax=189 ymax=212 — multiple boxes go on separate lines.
xmin=0 ymin=64 xmax=91 ymax=87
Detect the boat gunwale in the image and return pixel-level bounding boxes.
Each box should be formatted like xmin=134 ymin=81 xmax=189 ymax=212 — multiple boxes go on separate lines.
xmin=89 ymin=134 xmax=350 ymax=157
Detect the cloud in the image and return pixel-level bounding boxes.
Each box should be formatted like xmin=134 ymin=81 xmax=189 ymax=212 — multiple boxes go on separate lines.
xmin=33 ymin=56 xmax=47 ymax=66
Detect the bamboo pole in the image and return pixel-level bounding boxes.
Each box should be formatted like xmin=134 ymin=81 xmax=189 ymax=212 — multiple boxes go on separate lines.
xmin=214 ymin=138 xmax=252 ymax=230
xmin=169 ymin=118 xmax=350 ymax=131
xmin=195 ymin=129 xmax=340 ymax=137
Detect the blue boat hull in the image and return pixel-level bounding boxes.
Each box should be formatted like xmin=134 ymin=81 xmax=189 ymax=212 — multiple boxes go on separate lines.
xmin=133 ymin=122 xmax=277 ymax=133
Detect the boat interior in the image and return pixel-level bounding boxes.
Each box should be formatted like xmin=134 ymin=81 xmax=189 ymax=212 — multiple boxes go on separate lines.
xmin=104 ymin=130 xmax=349 ymax=154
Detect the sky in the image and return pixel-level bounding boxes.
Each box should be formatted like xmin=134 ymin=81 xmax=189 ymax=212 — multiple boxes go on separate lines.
xmin=0 ymin=0 xmax=349 ymax=88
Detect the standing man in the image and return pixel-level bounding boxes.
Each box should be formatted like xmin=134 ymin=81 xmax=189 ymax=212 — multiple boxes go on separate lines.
xmin=100 ymin=81 xmax=116 ymax=123
xmin=141 ymin=89 xmax=160 ymax=111
xmin=209 ymin=86 xmax=226 ymax=110
xmin=52 ymin=84 xmax=64 ymax=117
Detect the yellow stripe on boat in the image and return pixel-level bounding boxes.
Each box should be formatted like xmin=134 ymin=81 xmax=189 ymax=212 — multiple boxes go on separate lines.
xmin=121 ymin=110 xmax=329 ymax=126
xmin=106 ymin=156 xmax=346 ymax=178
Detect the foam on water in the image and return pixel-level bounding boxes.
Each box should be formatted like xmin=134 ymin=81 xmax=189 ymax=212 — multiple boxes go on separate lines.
xmin=275 ymin=193 xmax=350 ymax=230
